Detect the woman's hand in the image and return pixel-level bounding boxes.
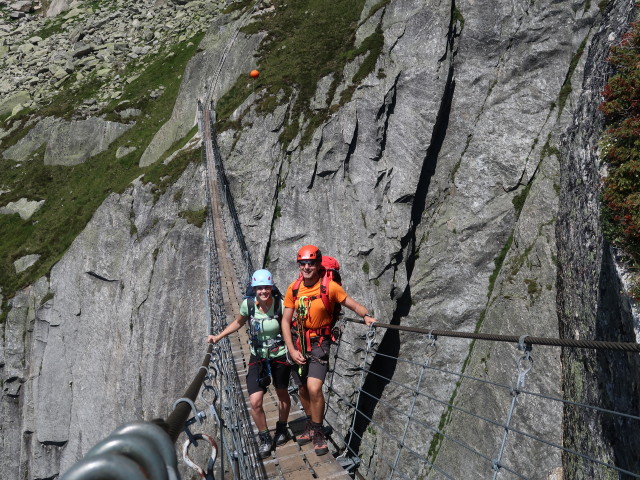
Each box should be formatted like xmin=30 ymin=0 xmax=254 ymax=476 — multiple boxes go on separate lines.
xmin=207 ymin=334 xmax=219 ymax=344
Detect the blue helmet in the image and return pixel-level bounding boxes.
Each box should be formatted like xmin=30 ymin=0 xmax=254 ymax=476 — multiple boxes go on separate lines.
xmin=251 ymin=269 xmax=274 ymax=287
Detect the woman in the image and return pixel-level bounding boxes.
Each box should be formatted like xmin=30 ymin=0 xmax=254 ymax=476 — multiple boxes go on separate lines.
xmin=207 ymin=269 xmax=291 ymax=458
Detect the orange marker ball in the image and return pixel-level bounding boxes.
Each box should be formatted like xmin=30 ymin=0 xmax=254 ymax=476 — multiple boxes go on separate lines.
xmin=249 ymin=69 xmax=260 ymax=78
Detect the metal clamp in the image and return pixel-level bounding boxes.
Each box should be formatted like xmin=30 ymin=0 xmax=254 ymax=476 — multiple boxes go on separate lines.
xmin=183 ymin=433 xmax=218 ymax=480
xmin=200 ymin=381 xmax=219 ymax=405
xmin=425 ymin=330 xmax=438 ymax=358
xmin=173 ymin=397 xmax=207 ymax=446
xmin=60 ymin=453 xmax=148 ymax=480
xmin=172 ymin=397 xmax=205 ymax=425
xmin=85 ymin=432 xmax=169 ymax=480
xmin=111 ymin=422 xmax=179 ymax=480
xmin=517 ymin=335 xmax=532 ymax=352
xmin=515 ymin=350 xmax=533 ymax=391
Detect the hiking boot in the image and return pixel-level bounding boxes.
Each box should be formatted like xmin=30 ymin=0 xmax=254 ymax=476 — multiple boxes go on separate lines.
xmin=274 ymin=421 xmax=290 ymax=446
xmin=258 ymin=431 xmax=272 ymax=459
xmin=312 ymin=427 xmax=329 ymax=456
xmin=296 ymin=420 xmax=313 ymax=446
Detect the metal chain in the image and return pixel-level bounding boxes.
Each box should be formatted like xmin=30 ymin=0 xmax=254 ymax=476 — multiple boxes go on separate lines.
xmin=340 ymin=323 xmax=377 ymax=459
xmin=388 ymin=334 xmax=437 ymax=479
xmin=325 ymin=315 xmax=348 ymax=419
xmin=492 ymin=345 xmax=533 ymax=479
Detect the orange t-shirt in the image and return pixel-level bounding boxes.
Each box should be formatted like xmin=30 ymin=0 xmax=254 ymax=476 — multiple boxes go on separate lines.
xmin=284 ymin=279 xmax=347 ymax=329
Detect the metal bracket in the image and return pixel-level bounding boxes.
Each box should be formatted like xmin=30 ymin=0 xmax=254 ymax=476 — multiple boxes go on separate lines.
xmin=173 ymin=397 xmax=206 ymax=446
xmin=517 ymin=335 xmax=532 ymax=352
xmin=336 ymin=454 xmax=361 ymax=473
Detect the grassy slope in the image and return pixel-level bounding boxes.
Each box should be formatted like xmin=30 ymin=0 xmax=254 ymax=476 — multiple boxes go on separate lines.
xmin=0 ymin=32 xmax=205 ymax=310
xmin=215 ymin=0 xmax=386 ymax=146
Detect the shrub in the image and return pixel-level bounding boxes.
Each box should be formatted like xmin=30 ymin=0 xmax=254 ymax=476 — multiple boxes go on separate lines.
xmin=599 ymin=17 xmax=640 ymax=298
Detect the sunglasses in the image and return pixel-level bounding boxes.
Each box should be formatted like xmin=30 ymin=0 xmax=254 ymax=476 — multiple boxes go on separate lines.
xmin=298 ymin=260 xmax=317 ymax=266
xmin=255 ymin=286 xmax=272 ymax=291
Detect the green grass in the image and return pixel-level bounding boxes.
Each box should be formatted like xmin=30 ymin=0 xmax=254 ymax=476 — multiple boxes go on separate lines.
xmin=215 ymin=0 xmax=386 ymax=147
xmin=512 ymin=182 xmax=532 ymax=216
xmin=0 ymin=33 xmax=205 ymax=300
xmin=35 ymin=15 xmax=66 ymax=40
xmin=222 ymin=0 xmax=253 ymax=14
xmin=557 ymin=35 xmax=588 ymax=116
xmin=179 ymin=207 xmax=208 ymax=228
xmin=487 ymin=234 xmax=514 ymax=298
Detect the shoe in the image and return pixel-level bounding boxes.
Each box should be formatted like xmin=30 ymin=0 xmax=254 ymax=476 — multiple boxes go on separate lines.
xmin=313 ymin=427 xmax=328 ymax=456
xmin=274 ymin=421 xmax=290 ymax=446
xmin=258 ymin=431 xmax=272 ymax=459
xmin=296 ymin=420 xmax=313 ymax=446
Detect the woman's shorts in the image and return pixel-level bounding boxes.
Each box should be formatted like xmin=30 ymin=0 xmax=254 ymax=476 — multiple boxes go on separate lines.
xmin=246 ymin=354 xmax=291 ymax=395
xmin=290 ymin=336 xmax=331 ymax=385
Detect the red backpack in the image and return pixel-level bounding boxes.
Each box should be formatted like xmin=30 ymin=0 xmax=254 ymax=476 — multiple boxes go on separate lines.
xmin=292 ymin=256 xmax=341 ymax=312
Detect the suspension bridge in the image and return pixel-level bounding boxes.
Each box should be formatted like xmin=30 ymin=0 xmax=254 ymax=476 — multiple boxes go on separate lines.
xmin=58 ymin=100 xmax=640 ymax=480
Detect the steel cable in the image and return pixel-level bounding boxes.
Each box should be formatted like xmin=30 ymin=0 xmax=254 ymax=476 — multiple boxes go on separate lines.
xmin=344 ymin=318 xmax=640 ymax=352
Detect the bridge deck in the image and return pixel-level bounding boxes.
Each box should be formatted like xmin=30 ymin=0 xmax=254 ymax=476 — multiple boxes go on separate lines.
xmin=204 ymin=107 xmax=349 ymax=479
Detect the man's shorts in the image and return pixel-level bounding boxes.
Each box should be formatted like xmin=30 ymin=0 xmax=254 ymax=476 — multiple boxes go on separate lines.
xmin=290 ymin=336 xmax=331 ymax=385
xmin=246 ymin=354 xmax=291 ymax=395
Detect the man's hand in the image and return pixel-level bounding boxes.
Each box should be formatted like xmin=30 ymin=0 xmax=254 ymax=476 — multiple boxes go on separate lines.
xmin=289 ymin=348 xmax=306 ymax=365
xmin=363 ymin=314 xmax=377 ymax=326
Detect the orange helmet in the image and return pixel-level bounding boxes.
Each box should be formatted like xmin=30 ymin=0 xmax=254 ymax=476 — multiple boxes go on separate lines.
xmin=297 ymin=245 xmax=322 ymax=262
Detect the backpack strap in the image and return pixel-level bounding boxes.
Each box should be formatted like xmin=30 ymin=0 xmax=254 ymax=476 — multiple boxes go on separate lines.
xmin=291 ymin=274 xmax=303 ymax=303
xmin=274 ymin=295 xmax=282 ymax=319
xmin=247 ymin=297 xmax=255 ymax=318
xmin=319 ymin=269 xmax=332 ymax=314
xmin=246 ymin=296 xmax=281 ymax=320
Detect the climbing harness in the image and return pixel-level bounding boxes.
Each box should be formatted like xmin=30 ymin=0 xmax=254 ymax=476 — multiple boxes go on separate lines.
xmin=291 ymin=296 xmax=313 ymax=376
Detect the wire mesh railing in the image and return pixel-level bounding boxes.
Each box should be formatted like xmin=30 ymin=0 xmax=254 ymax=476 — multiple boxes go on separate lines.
xmin=199 ymin=100 xmax=267 ymax=479
xmin=207 ymin=102 xmax=254 ymax=285
xmin=322 ymin=318 xmax=640 ymax=480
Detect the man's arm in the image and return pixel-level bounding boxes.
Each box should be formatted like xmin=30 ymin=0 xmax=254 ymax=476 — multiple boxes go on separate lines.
xmin=342 ymin=295 xmax=377 ymax=325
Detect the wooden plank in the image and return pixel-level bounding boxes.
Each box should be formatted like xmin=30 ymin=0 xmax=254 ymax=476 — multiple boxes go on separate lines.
xmin=281 ymin=466 xmax=315 ymax=479
xmin=310 ymin=457 xmax=349 ymax=477
xmin=277 ymin=452 xmax=308 ymax=474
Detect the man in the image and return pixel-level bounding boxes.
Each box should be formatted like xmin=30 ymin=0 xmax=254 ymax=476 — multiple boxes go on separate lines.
xmin=281 ymin=245 xmax=377 ymax=456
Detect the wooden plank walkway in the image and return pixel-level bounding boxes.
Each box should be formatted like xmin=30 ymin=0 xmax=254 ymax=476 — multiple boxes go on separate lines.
xmin=202 ymin=105 xmax=350 ymax=479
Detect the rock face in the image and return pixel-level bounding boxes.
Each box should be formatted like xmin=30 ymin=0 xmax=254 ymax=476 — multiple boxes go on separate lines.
xmin=0 ymin=197 xmax=44 ymax=219
xmin=556 ymin=0 xmax=640 ymax=476
xmin=1 ymin=0 xmax=639 ymax=478
xmin=213 ymin=0 xmax=639 ymax=477
xmin=0 ymin=161 xmax=208 ymax=478
xmin=3 ymin=116 xmax=132 ymax=165
xmin=0 ymin=0 xmax=223 ymax=118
